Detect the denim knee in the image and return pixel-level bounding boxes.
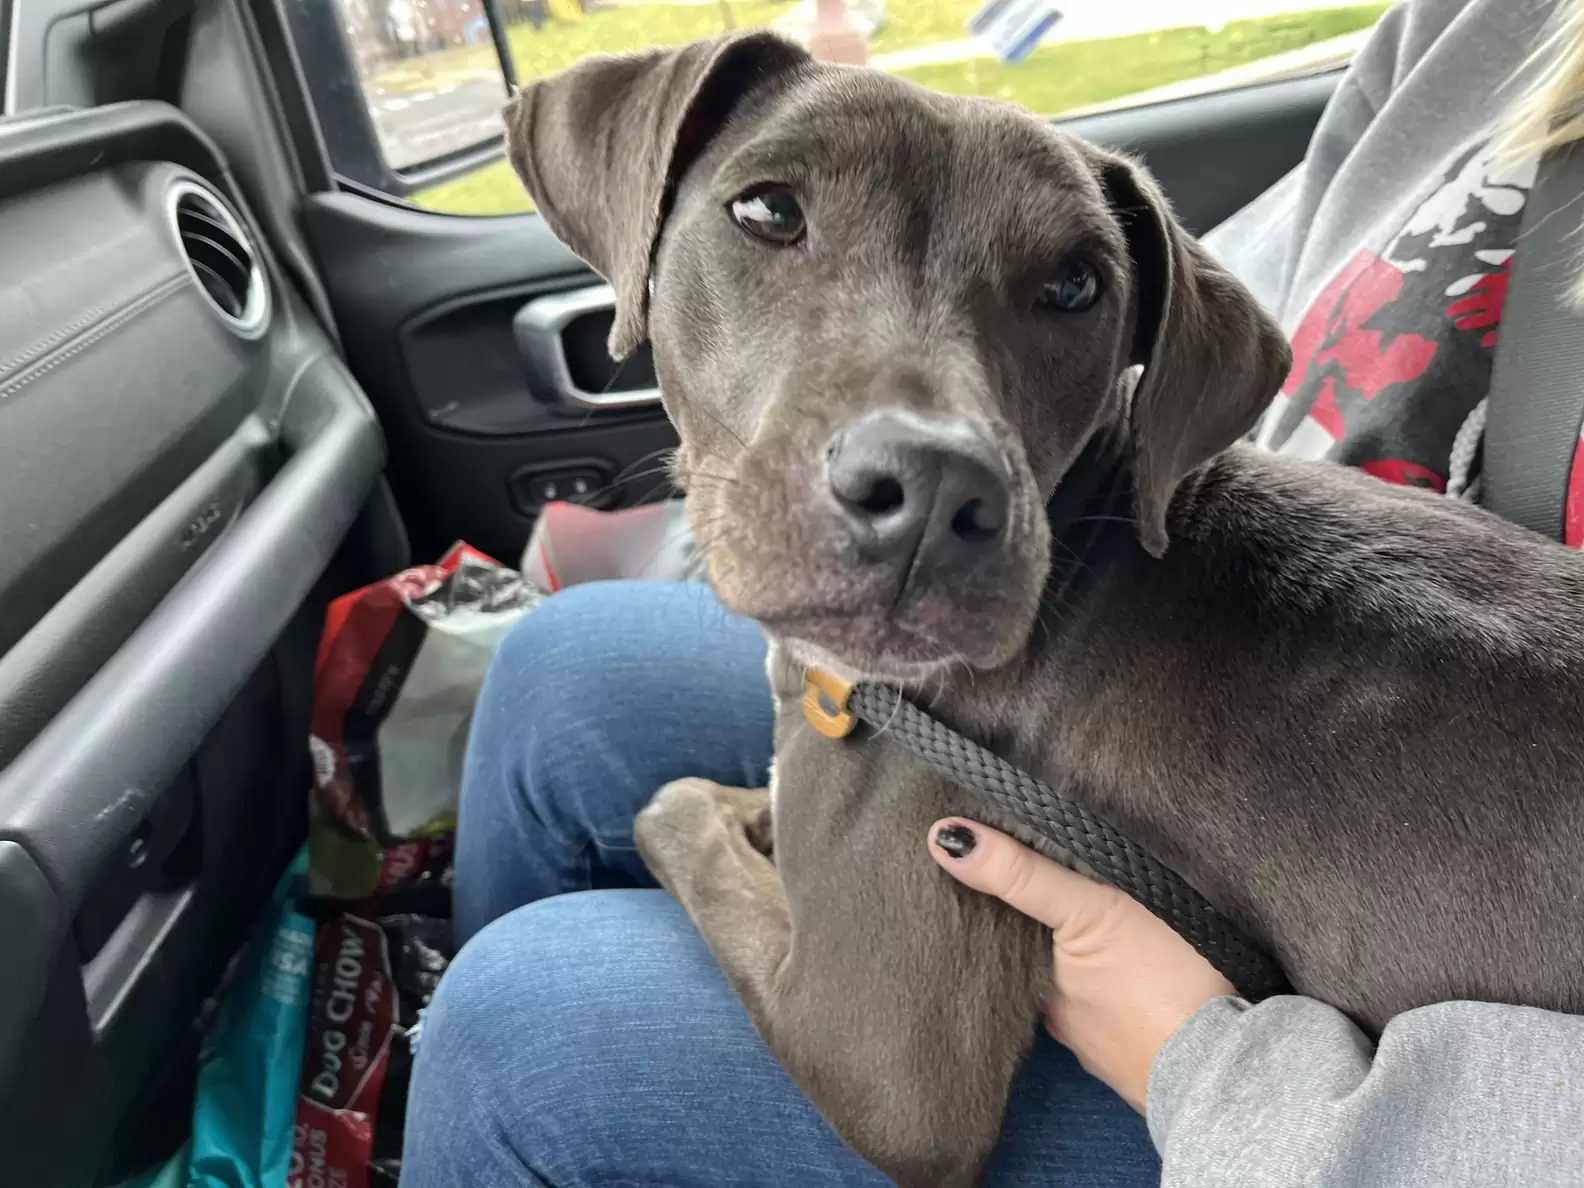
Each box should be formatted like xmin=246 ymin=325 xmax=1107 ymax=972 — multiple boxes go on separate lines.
xmin=462 ymin=580 xmax=774 ymax=842
xmin=406 ymin=891 xmax=697 ymax=1187
xmin=404 ymin=889 xmax=880 ymax=1188
xmin=460 ymin=583 xmax=660 ymax=851
xmin=454 ymin=581 xmax=773 ymax=942
xmin=402 ymin=900 xmax=563 ymax=1187
xmin=471 ymin=581 xmax=629 ymax=738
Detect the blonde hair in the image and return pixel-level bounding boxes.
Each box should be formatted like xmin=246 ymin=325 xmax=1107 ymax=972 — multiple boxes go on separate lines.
xmin=1501 ymin=0 xmax=1584 ymax=161
xmin=1496 ymin=0 xmax=1584 ymax=299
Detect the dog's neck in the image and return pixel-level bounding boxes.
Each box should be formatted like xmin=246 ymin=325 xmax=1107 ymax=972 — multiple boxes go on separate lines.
xmin=1041 ymin=432 xmax=1134 ymax=615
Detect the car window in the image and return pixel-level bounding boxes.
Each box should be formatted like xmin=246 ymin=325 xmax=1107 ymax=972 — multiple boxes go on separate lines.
xmin=1 ymin=0 xmax=14 ymax=115
xmin=293 ymin=0 xmax=1390 ymax=216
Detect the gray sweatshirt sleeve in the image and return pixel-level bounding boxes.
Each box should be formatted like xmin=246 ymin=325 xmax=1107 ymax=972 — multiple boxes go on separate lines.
xmin=1147 ymin=996 xmax=1584 ymax=1186
xmin=1200 ymin=0 xmax=1522 ymax=323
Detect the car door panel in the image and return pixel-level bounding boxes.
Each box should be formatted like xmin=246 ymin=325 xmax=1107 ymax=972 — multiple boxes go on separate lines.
xmin=0 ymin=102 xmax=387 ymax=1188
xmin=302 ymin=192 xmax=679 ymax=562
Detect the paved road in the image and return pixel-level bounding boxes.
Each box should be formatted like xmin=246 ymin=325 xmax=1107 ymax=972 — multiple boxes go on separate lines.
xmin=368 ymin=70 xmax=509 ymax=171
xmin=369 ymin=0 xmax=1376 ymax=171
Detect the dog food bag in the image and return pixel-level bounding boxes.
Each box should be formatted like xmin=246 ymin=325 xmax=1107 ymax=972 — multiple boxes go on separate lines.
xmin=308 ymin=543 xmax=545 ymax=844
xmin=307 ymin=802 xmax=454 ymax=911
xmin=186 ymin=852 xmax=315 ymax=1188
xmin=287 ymin=911 xmax=452 ymax=1188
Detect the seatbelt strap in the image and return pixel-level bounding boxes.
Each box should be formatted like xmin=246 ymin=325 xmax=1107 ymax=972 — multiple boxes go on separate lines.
xmin=1481 ymin=142 xmax=1584 ymax=539
xmin=803 ymin=670 xmax=1292 ymax=1002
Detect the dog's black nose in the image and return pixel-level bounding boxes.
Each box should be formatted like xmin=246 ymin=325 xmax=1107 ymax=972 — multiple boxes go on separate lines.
xmin=825 ymin=412 xmax=1009 ymax=565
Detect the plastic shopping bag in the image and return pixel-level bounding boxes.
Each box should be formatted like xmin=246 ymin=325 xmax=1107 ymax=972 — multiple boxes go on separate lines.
xmin=186 ymin=852 xmax=315 ymax=1188
xmin=308 ymin=543 xmax=544 ymax=851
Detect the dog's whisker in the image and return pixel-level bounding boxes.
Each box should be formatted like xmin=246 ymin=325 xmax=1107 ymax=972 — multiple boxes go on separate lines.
xmin=1069 ymin=513 xmax=1137 ymax=528
xmin=588 ymin=465 xmax=682 ymax=497
xmin=614 ymin=446 xmax=678 ymax=483
xmin=690 ymin=400 xmax=750 ymax=452
xmin=1034 ymin=614 xmax=1055 ymax=652
xmin=685 ymin=471 xmax=742 ymax=489
xmin=865 ymin=685 xmax=906 ymax=740
xmin=538 ymin=451 xmax=682 ymax=509
xmin=628 ymin=514 xmax=709 ymax=578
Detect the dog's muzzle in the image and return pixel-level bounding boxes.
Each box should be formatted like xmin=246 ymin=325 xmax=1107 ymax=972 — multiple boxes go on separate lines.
xmin=821 ymin=409 xmax=1011 ymax=579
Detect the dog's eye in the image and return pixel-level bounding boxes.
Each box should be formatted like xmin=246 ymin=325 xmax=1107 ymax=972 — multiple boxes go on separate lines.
xmin=729 ymin=186 xmax=806 ymax=246
xmin=1036 ymin=257 xmax=1101 ymax=313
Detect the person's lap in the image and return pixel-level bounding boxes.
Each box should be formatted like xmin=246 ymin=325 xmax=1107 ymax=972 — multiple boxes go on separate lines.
xmin=449 ymin=579 xmax=776 ymax=943
xmin=403 ymin=579 xmax=1158 ymax=1187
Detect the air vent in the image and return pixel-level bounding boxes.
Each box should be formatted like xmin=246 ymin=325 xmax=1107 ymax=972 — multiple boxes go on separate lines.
xmin=167 ymin=180 xmax=269 ymax=338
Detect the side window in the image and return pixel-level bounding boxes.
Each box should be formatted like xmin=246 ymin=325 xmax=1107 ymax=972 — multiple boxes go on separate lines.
xmin=0 ymin=0 xmax=12 ymax=112
xmin=289 ymin=0 xmax=1390 ymax=217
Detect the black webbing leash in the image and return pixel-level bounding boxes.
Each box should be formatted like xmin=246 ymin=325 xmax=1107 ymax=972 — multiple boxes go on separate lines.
xmin=802 ymin=673 xmax=1290 ymax=1003
xmin=799 ymin=435 xmax=1289 ymax=1000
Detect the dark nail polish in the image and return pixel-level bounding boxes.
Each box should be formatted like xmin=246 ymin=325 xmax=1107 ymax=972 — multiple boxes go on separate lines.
xmin=935 ymin=824 xmax=977 ymax=858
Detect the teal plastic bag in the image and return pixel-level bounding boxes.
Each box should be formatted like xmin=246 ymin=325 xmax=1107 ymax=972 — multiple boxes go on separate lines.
xmin=116 ymin=1143 xmax=189 ymax=1188
xmin=187 ymin=852 xmax=315 ymax=1188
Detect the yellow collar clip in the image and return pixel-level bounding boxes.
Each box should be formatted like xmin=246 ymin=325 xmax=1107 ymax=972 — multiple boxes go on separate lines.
xmin=802 ymin=668 xmax=857 ymax=738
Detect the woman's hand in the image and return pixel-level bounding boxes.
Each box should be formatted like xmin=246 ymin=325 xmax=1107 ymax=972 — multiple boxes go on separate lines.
xmin=928 ymin=819 xmax=1235 ymax=1112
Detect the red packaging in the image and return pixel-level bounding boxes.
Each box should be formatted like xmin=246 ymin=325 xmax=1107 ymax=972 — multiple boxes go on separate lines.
xmin=288 ymin=916 xmax=395 ymax=1188
xmin=308 ymin=542 xmax=543 ymax=845
xmin=287 ymin=913 xmax=450 ymax=1188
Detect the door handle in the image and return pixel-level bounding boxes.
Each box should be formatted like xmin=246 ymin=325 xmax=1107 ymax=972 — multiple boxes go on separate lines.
xmin=513 ymin=284 xmax=664 ymax=411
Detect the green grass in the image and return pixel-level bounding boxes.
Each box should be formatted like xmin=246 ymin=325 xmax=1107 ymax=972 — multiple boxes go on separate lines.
xmin=370 ymin=0 xmax=795 ymax=95
xmin=411 ymin=3 xmax=1388 ymax=215
xmin=867 ymin=0 xmax=981 ymax=56
xmin=504 ymin=0 xmax=797 ymax=80
xmin=411 ymin=157 xmax=534 ymax=216
xmin=398 ymin=1 xmax=794 ymax=215
xmin=893 ymin=5 xmax=1388 ymax=110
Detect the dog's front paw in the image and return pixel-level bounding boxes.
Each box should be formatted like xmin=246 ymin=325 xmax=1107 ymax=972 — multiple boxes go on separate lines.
xmin=636 ymin=779 xmax=775 ymax=894
xmin=634 ymin=777 xmax=728 ymax=895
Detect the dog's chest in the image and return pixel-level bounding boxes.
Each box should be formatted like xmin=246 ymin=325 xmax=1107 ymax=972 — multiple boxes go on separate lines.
xmin=764 ymin=640 xmax=793 ymax=816
xmin=763 ymin=639 xmax=839 ymax=823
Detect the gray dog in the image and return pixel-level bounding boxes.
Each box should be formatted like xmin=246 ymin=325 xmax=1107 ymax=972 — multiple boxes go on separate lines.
xmin=504 ymin=31 xmax=1584 ymax=1187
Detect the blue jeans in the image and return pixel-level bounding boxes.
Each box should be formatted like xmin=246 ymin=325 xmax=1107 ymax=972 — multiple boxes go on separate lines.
xmin=402 ymin=580 xmax=1159 ymax=1187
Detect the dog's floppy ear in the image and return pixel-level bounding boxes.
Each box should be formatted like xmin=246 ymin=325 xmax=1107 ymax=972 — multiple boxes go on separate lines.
xmin=503 ymin=32 xmax=808 ymax=360
xmin=1097 ymin=152 xmax=1292 ymax=557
